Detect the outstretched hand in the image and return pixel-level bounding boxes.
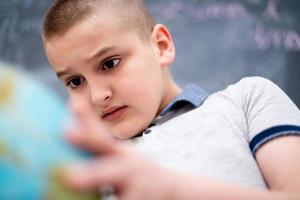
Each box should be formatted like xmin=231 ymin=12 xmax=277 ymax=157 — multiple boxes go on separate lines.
xmin=63 ymin=103 xmax=177 ymax=200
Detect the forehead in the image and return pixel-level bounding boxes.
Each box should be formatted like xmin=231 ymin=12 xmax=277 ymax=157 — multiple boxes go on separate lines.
xmin=60 ymin=13 xmax=124 ymax=44
xmin=49 ymin=11 xmax=147 ymax=48
xmin=44 ymin=13 xmax=150 ymax=69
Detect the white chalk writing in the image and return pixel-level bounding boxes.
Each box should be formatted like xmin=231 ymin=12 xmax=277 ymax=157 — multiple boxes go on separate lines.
xmin=153 ymin=1 xmax=249 ymax=21
xmin=253 ymin=24 xmax=300 ymax=51
xmin=150 ymin=0 xmax=300 ymax=51
xmin=263 ymin=0 xmax=281 ymax=22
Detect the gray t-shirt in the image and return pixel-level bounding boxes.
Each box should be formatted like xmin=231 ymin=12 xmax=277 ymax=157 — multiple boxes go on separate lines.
xmin=132 ymin=77 xmax=300 ymax=189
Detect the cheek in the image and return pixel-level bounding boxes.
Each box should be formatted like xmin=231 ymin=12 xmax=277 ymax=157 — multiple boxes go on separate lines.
xmin=111 ymin=82 xmax=162 ymax=139
xmin=117 ymin=61 xmax=164 ymax=112
xmin=117 ymin=62 xmax=163 ymax=101
xmin=118 ymin=76 xmax=162 ymax=110
xmin=68 ymin=91 xmax=91 ymax=113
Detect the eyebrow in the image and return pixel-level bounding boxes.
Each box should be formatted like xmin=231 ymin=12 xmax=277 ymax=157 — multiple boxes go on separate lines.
xmin=56 ymin=46 xmax=117 ymax=79
xmin=88 ymin=46 xmax=117 ymax=62
xmin=56 ymin=69 xmax=72 ymax=79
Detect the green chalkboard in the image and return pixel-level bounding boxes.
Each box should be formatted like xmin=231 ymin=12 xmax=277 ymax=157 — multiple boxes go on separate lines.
xmin=0 ymin=0 xmax=299 ymax=107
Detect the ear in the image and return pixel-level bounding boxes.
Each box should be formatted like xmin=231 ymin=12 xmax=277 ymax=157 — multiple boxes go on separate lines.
xmin=151 ymin=24 xmax=176 ymax=67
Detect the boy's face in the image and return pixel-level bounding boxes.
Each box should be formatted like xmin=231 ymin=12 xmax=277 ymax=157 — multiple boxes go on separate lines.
xmin=45 ymin=14 xmax=174 ymax=139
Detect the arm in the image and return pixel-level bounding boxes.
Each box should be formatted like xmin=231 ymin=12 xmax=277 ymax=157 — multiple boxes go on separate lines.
xmin=255 ymin=135 xmax=300 ymax=192
xmin=170 ymin=135 xmax=300 ymax=200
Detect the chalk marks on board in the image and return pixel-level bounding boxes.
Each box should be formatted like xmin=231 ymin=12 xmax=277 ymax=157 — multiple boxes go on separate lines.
xmin=0 ymin=0 xmax=51 ymax=68
xmin=254 ymin=0 xmax=300 ymax=51
xmin=262 ymin=0 xmax=281 ymax=22
xmin=253 ymin=24 xmax=300 ymax=51
xmin=151 ymin=1 xmax=250 ymax=21
xmin=150 ymin=0 xmax=300 ymax=51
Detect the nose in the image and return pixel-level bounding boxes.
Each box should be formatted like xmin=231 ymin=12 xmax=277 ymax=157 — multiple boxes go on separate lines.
xmin=88 ymin=83 xmax=112 ymax=107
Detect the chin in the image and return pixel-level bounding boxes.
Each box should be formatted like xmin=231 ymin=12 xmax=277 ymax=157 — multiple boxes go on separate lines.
xmin=111 ymin=125 xmax=142 ymax=140
xmin=113 ymin=132 xmax=135 ymax=140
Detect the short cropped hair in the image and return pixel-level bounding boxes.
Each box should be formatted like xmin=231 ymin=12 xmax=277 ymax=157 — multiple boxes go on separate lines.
xmin=42 ymin=0 xmax=155 ymax=41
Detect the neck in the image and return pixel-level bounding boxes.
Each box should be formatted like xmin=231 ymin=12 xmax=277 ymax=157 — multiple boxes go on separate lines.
xmin=158 ymin=69 xmax=182 ymax=115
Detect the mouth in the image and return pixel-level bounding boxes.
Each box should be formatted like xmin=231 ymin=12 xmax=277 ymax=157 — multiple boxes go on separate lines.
xmin=102 ymin=106 xmax=128 ymax=121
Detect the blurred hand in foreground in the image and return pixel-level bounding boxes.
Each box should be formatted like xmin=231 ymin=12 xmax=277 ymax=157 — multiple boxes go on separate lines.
xmin=63 ymin=101 xmax=177 ymax=200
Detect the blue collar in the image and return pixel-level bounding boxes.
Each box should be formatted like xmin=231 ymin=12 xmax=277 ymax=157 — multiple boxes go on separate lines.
xmin=133 ymin=84 xmax=208 ymax=137
xmin=160 ymin=84 xmax=208 ymax=116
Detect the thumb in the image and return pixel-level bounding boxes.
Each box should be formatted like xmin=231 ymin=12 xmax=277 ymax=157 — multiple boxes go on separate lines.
xmin=66 ymin=99 xmax=120 ymax=155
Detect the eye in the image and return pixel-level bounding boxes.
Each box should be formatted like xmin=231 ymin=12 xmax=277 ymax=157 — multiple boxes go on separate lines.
xmin=102 ymin=58 xmax=121 ymax=71
xmin=66 ymin=77 xmax=84 ymax=89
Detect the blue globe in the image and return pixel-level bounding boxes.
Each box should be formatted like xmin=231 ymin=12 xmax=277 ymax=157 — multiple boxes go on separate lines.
xmin=0 ymin=64 xmax=99 ymax=200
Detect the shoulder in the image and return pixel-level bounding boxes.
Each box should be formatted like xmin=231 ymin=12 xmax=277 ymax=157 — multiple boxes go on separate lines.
xmin=236 ymin=76 xmax=297 ymax=109
xmin=207 ymin=76 xmax=278 ymax=110
xmin=238 ymin=76 xmax=276 ymax=85
xmin=216 ymin=76 xmax=293 ymax=107
xmin=221 ymin=76 xmax=299 ymax=121
xmin=236 ymin=76 xmax=283 ymax=94
xmin=224 ymin=76 xmax=281 ymax=94
xmin=197 ymin=76 xmax=276 ymax=115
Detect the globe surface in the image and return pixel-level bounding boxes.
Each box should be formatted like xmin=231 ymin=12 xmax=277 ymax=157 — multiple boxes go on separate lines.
xmin=0 ymin=64 xmax=99 ymax=200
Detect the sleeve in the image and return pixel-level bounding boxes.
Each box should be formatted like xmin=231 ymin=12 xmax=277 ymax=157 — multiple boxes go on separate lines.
xmin=239 ymin=77 xmax=300 ymax=155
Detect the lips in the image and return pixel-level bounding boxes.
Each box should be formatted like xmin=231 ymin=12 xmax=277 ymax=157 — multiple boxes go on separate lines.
xmin=102 ymin=106 xmax=127 ymax=121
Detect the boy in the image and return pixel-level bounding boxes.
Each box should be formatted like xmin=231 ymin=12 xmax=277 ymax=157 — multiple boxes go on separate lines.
xmin=42 ymin=0 xmax=300 ymax=199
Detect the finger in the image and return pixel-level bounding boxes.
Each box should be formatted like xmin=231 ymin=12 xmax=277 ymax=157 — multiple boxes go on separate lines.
xmin=63 ymin=158 xmax=125 ymax=191
xmin=64 ymin=124 xmax=120 ymax=155
xmin=66 ymin=97 xmax=121 ymax=154
xmin=68 ymin=96 xmax=112 ymax=138
xmin=121 ymin=190 xmax=140 ymax=200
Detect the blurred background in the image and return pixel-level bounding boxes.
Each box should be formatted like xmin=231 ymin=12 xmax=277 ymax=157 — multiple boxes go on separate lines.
xmin=0 ymin=0 xmax=299 ymax=108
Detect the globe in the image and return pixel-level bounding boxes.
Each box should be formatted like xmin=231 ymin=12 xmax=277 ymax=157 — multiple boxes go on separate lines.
xmin=0 ymin=63 xmax=100 ymax=200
